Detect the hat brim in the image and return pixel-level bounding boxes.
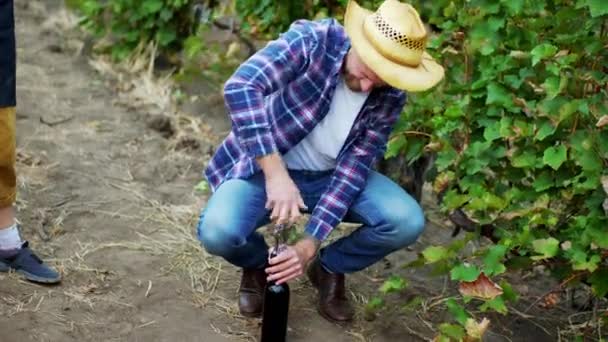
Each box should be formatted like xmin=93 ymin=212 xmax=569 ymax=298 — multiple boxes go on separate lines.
xmin=344 ymin=0 xmax=445 ymax=92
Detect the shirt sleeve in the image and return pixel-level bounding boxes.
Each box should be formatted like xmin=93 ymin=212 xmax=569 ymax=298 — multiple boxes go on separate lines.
xmin=304 ymin=92 xmax=406 ymax=241
xmin=223 ymin=20 xmax=318 ymax=159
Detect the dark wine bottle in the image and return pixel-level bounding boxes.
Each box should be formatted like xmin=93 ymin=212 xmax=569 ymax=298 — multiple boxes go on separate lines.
xmin=260 ymin=249 xmax=290 ymax=342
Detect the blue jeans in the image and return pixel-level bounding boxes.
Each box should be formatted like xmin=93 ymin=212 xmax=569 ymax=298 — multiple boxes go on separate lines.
xmin=196 ymin=170 xmax=425 ymax=274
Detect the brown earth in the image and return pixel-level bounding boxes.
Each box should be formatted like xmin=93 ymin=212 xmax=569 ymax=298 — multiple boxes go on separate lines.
xmin=0 ymin=1 xmax=600 ymax=342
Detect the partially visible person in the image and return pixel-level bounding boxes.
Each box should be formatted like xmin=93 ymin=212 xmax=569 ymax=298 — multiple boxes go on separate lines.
xmin=0 ymin=0 xmax=61 ymax=284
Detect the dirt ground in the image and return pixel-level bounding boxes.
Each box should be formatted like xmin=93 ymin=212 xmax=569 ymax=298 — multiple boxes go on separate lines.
xmin=1 ymin=1 xmax=602 ymax=342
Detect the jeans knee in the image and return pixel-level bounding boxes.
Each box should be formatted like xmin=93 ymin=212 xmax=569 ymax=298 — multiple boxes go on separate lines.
xmin=197 ymin=215 xmax=242 ymax=257
xmin=379 ymin=206 xmax=425 ymax=249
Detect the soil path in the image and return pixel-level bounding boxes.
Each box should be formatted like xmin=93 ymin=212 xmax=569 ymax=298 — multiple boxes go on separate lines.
xmin=0 ymin=1 xmax=574 ymax=342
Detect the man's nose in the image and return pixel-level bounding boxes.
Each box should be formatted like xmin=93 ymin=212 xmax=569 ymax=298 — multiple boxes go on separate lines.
xmin=360 ymin=79 xmax=374 ymax=92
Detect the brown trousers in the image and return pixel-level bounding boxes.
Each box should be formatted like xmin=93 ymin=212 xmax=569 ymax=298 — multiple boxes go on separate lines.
xmin=0 ymin=107 xmax=16 ymax=207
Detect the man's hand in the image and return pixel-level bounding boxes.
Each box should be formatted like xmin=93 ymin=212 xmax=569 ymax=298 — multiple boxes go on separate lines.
xmin=266 ymin=238 xmax=318 ymax=285
xmin=257 ymin=153 xmax=307 ymax=225
xmin=265 ymin=172 xmax=307 ymax=224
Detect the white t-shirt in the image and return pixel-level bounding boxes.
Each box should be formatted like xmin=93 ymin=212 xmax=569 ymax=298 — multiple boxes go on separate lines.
xmin=283 ymin=75 xmax=370 ymax=171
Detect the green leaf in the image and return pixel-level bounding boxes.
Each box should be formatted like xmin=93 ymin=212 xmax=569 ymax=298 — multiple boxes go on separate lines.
xmin=501 ymin=0 xmax=524 ymax=14
xmin=443 ymin=190 xmax=469 ymax=210
xmin=466 ymin=141 xmax=491 ymax=158
xmin=578 ymin=149 xmax=603 ymax=172
xmin=403 ymin=296 xmax=424 ymax=311
xmin=111 ymin=44 xmax=131 ymax=61
xmin=499 ymin=117 xmax=514 ymax=137
xmin=504 ymin=74 xmax=525 ymax=88
xmin=142 ymin=0 xmax=163 ymax=14
xmin=82 ymin=0 xmax=102 ymax=14
xmin=512 ymin=150 xmax=538 ymax=168
xmin=431 ymin=260 xmax=453 ymax=276
xmin=439 ymin=323 xmax=466 ymax=340
xmin=558 ymin=100 xmax=577 ymax=122
xmin=499 ymin=280 xmax=519 ymax=303
xmin=543 ymin=76 xmax=561 ymax=99
xmin=124 ymin=31 xmax=140 ymax=43
xmin=184 ymin=36 xmax=205 ymax=59
xmin=157 ymin=28 xmax=177 ymax=46
xmin=583 ymin=0 xmax=608 ymax=17
xmin=531 ymin=43 xmax=558 ymax=66
xmin=532 ymin=237 xmax=560 ymax=260
xmin=379 ymin=276 xmax=407 ymax=294
xmin=483 ymin=121 xmax=501 ymax=141
xmin=546 ymin=62 xmax=560 ymax=76
xmin=444 ymin=104 xmax=464 ymax=118
xmin=435 ymin=147 xmax=458 ymax=171
xmin=479 ymin=296 xmax=508 ymax=315
xmin=483 ymin=245 xmax=508 ymax=276
xmin=588 ymin=269 xmax=608 ymax=297
xmin=422 ymin=246 xmax=450 ymax=264
xmin=535 ymin=121 xmax=556 ymax=141
xmin=385 ymin=135 xmax=407 ymax=159
xmin=543 ymin=145 xmax=567 ymax=170
xmin=194 ymin=180 xmax=209 ymax=193
xmin=450 ymin=264 xmax=481 ymax=282
xmin=570 ymin=132 xmax=603 ymax=171
xmin=480 ymin=192 xmax=506 ymax=210
xmin=532 ymin=171 xmax=554 ymax=192
xmin=446 ymin=298 xmax=470 ymax=326
xmin=405 ymin=255 xmax=426 ymax=268
xmin=405 ymin=139 xmax=425 ymax=162
xmin=365 ymin=296 xmax=384 ymax=310
xmin=573 ymin=172 xmax=600 ymax=192
xmin=433 ymin=336 xmax=451 ymax=342
xmin=160 ymin=8 xmax=173 ymax=21
xmin=571 ymin=252 xmax=601 ymax=273
xmin=486 ymin=83 xmax=511 ymax=107
xmin=585 ymin=226 xmax=608 ymax=249
xmin=538 ymin=96 xmax=568 ymax=122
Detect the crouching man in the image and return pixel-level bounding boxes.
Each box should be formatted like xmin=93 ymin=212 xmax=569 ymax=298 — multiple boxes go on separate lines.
xmin=197 ymin=0 xmax=443 ymax=322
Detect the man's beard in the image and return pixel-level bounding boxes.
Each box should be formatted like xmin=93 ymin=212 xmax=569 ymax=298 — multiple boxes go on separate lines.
xmin=343 ymin=72 xmax=362 ymax=92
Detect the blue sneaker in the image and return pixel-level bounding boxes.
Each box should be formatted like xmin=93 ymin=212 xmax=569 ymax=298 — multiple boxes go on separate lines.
xmin=0 ymin=241 xmax=61 ymax=284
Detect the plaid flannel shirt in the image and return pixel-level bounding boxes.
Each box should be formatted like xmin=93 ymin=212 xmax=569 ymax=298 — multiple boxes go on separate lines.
xmin=205 ymin=18 xmax=407 ymax=241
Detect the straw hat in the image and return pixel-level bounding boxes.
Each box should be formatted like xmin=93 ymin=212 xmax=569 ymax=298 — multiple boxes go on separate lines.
xmin=344 ymin=0 xmax=444 ymax=92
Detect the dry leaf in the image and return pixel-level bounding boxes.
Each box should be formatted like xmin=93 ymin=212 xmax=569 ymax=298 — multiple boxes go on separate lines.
xmin=225 ymin=41 xmax=241 ymax=59
xmin=459 ymin=273 xmax=503 ymax=300
xmin=78 ymin=283 xmax=98 ymax=294
xmin=601 ymin=176 xmax=608 ymax=214
xmin=540 ymin=292 xmax=560 ymax=309
xmin=601 ymin=176 xmax=608 ymax=194
xmin=597 ymin=115 xmax=608 ymax=128
xmin=424 ymin=141 xmax=443 ymax=152
xmin=433 ymin=173 xmax=451 ymax=194
xmin=513 ymin=97 xmax=527 ymax=108
xmin=464 ymin=317 xmax=490 ymax=341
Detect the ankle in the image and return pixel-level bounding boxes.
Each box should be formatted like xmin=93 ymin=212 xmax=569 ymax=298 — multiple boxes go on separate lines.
xmin=0 ymin=223 xmax=22 ymax=251
xmin=0 ymin=206 xmax=15 ymax=228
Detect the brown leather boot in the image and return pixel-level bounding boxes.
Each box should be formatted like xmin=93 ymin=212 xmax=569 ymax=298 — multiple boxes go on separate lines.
xmin=239 ymin=268 xmax=267 ymax=318
xmin=307 ymin=258 xmax=354 ymax=323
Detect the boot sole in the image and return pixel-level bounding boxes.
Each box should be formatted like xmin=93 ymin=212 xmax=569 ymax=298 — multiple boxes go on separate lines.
xmin=240 ymin=310 xmax=263 ymax=318
xmin=316 ymin=302 xmax=353 ymax=324
xmin=239 ymin=291 xmax=264 ymax=318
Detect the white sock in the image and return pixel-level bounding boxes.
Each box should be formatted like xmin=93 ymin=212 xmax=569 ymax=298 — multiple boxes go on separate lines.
xmin=0 ymin=223 xmax=23 ymax=251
